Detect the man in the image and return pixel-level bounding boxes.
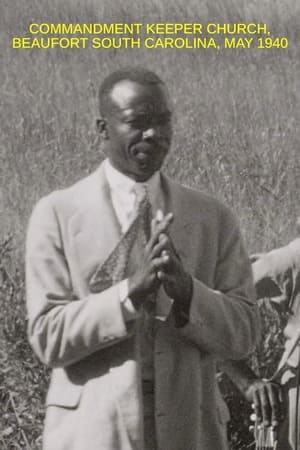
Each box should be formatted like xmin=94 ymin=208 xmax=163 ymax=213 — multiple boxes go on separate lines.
xmin=222 ymin=234 xmax=300 ymax=450
xmin=26 ymin=67 xmax=260 ymax=450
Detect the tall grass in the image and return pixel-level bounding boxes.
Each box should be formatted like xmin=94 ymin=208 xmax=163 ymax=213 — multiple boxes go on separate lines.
xmin=0 ymin=0 xmax=299 ymax=448
xmin=1 ymin=0 xmax=299 ymax=249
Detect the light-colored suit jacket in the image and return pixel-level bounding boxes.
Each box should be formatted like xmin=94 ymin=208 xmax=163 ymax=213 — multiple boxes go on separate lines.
xmin=26 ymin=163 xmax=259 ymax=450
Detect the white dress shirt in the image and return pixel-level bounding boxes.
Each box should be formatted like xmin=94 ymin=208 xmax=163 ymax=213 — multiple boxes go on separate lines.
xmin=104 ymin=158 xmax=160 ymax=233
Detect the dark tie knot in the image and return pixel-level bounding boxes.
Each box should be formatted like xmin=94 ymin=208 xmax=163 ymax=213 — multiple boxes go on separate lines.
xmin=134 ymin=183 xmax=148 ymax=207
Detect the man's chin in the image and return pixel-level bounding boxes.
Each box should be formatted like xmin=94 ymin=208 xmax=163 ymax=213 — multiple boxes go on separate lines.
xmin=132 ymin=170 xmax=156 ymax=182
xmin=130 ymin=165 xmax=157 ymax=182
xmin=129 ymin=158 xmax=162 ymax=181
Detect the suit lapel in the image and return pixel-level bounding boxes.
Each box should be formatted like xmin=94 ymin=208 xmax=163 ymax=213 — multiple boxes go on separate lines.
xmin=160 ymin=174 xmax=192 ymax=268
xmin=71 ymin=164 xmax=122 ymax=285
xmin=156 ymin=175 xmax=192 ymax=319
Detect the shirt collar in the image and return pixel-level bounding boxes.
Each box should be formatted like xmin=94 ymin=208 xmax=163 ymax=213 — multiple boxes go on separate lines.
xmin=104 ymin=158 xmax=161 ymax=203
xmin=104 ymin=158 xmax=135 ymax=194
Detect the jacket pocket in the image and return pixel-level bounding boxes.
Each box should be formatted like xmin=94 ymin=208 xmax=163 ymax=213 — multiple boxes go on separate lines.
xmin=46 ymin=369 xmax=82 ymax=409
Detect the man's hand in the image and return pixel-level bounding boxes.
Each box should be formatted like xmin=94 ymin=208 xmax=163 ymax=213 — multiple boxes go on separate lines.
xmin=156 ymin=233 xmax=192 ymax=305
xmin=149 ymin=215 xmax=192 ymax=325
xmin=127 ymin=212 xmax=173 ymax=308
xmin=220 ymin=361 xmax=284 ymax=428
xmin=246 ymin=379 xmax=283 ymax=427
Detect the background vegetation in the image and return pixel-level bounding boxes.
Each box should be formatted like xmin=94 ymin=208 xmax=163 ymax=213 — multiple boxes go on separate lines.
xmin=1 ymin=0 xmax=299 ymax=448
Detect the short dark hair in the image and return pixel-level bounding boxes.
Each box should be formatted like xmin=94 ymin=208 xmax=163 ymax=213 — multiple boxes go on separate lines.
xmin=99 ymin=67 xmax=164 ymax=115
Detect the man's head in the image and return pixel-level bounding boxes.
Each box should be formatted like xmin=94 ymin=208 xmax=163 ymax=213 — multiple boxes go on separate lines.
xmin=97 ymin=68 xmax=173 ymax=182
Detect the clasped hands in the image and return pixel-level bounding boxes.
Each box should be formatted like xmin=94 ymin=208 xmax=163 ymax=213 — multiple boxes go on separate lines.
xmin=128 ymin=210 xmax=192 ymax=315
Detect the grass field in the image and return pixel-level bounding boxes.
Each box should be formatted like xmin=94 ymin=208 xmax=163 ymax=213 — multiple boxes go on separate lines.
xmin=0 ymin=0 xmax=299 ymax=448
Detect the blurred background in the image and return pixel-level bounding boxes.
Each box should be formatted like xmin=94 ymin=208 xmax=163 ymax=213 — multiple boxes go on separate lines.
xmin=0 ymin=0 xmax=299 ymax=448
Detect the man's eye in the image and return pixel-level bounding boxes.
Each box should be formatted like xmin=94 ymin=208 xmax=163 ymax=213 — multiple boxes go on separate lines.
xmin=126 ymin=113 xmax=171 ymax=129
xmin=127 ymin=117 xmax=149 ymax=129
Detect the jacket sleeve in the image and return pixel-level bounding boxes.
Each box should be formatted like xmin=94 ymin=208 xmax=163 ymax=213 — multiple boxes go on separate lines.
xmin=252 ymin=238 xmax=300 ymax=302
xmin=179 ymin=210 xmax=260 ymax=360
xmin=26 ymin=196 xmax=135 ymax=369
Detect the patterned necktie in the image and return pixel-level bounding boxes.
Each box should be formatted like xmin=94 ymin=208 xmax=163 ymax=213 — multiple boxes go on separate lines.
xmin=134 ymin=183 xmax=152 ymax=245
xmin=134 ymin=184 xmax=157 ymax=312
xmin=89 ymin=184 xmax=152 ymax=293
xmin=134 ymin=185 xmax=156 ymax=382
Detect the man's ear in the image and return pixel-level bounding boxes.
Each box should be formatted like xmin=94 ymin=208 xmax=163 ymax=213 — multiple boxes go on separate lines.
xmin=96 ymin=118 xmax=109 ymax=139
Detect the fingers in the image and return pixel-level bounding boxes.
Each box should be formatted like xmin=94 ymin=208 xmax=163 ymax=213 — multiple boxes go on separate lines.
xmin=154 ymin=209 xmax=164 ymax=224
xmin=159 ymin=232 xmax=178 ymax=256
xmin=153 ymin=210 xmax=173 ymax=233
xmin=157 ymin=269 xmax=172 ymax=282
xmin=267 ymin=383 xmax=282 ymax=426
xmin=149 ymin=211 xmax=173 ymax=248
xmin=260 ymin=385 xmax=272 ymax=426
xmin=147 ymin=209 xmax=180 ymax=278
xmin=151 ymin=234 xmax=169 ymax=257
xmin=149 ymin=210 xmax=180 ymax=263
xmin=251 ymin=382 xmax=282 ymax=427
xmin=252 ymin=388 xmax=263 ymax=424
xmin=151 ymin=253 xmax=170 ymax=274
xmin=251 ymin=384 xmax=270 ymax=426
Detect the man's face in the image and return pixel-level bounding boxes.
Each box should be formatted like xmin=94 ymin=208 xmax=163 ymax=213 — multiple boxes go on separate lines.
xmin=101 ymin=79 xmax=173 ymax=182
